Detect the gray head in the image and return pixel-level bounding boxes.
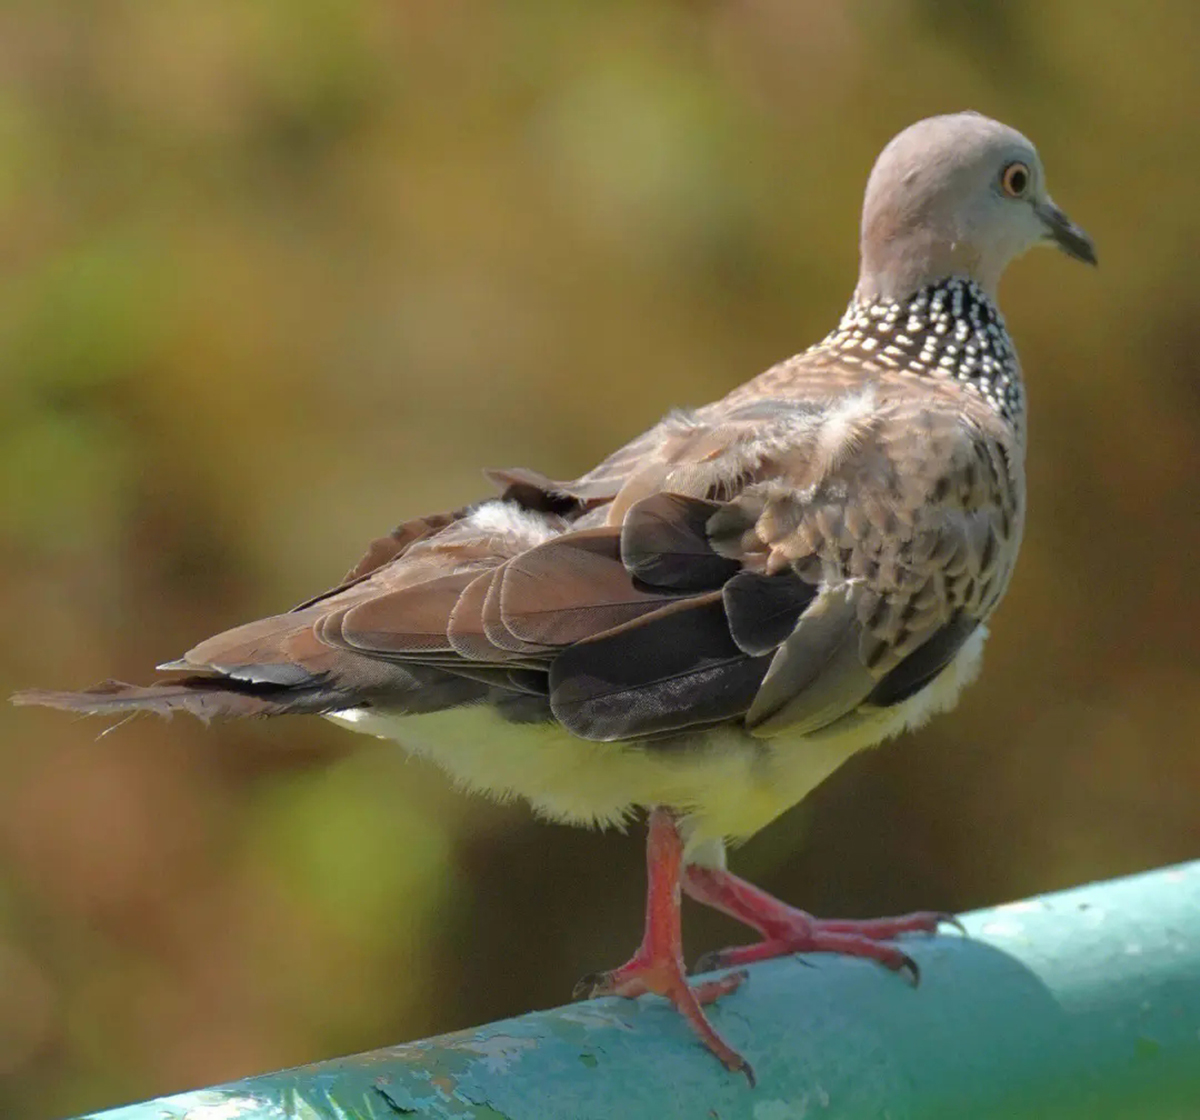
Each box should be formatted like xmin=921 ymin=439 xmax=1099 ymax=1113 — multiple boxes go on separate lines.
xmin=856 ymin=112 xmax=1095 ymax=303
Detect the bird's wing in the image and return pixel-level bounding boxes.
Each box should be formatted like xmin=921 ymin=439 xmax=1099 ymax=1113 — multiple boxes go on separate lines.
xmin=13 ymin=383 xmax=1020 ymax=741
xmin=513 ymin=387 xmax=1019 ymax=742
xmin=721 ymin=389 xmax=1021 ymax=737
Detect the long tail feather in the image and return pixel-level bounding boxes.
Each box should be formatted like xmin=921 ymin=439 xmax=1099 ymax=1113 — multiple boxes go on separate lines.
xmin=11 ymin=677 xmax=323 ymax=721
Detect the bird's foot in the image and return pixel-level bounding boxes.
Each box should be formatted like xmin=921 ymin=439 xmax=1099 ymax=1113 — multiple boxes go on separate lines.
xmin=685 ymin=864 xmax=960 ymax=983
xmin=573 ymin=957 xmax=752 ymax=1083
xmin=573 ymin=808 xmax=755 ymax=1085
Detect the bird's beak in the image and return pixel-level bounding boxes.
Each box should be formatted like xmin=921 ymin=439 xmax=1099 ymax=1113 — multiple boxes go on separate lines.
xmin=1035 ymin=199 xmax=1097 ymax=265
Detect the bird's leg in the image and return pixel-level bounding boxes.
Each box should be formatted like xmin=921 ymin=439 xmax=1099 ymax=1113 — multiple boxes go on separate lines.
xmin=573 ymin=808 xmax=754 ymax=1083
xmin=683 ymin=864 xmax=958 ymax=981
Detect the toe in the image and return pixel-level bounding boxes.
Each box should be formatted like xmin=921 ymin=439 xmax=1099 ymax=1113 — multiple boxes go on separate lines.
xmin=691 ymin=968 xmax=749 ymax=1005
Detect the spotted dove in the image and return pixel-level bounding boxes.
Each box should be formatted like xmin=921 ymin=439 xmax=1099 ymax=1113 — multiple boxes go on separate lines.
xmin=14 ymin=112 xmax=1096 ymax=1081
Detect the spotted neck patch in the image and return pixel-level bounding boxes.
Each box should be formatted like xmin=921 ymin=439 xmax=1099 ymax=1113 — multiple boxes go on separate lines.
xmin=823 ymin=278 xmax=1025 ymax=427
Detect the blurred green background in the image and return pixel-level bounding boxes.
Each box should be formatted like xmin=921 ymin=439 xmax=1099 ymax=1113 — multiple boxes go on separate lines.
xmin=2 ymin=2 xmax=1198 ymax=1116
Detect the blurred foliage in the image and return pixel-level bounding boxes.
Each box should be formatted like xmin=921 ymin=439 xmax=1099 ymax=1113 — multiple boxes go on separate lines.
xmin=1 ymin=2 xmax=1198 ymax=1117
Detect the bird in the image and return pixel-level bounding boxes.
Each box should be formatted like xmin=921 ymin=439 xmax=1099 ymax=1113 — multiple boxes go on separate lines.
xmin=13 ymin=111 xmax=1095 ymax=1084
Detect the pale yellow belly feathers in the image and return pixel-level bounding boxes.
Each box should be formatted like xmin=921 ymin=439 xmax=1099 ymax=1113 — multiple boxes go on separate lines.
xmin=327 ymin=626 xmax=986 ymax=860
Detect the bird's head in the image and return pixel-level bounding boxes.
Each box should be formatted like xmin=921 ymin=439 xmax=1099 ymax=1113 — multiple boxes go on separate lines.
xmin=856 ymin=111 xmax=1096 ymax=303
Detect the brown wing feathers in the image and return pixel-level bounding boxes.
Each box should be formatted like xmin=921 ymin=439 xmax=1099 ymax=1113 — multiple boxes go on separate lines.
xmin=14 ymin=390 xmax=1012 ymax=743
xmin=13 ymin=492 xmax=776 ymax=734
xmin=723 ymin=570 xmax=820 ymax=657
xmin=500 ymin=528 xmax=681 ymax=646
xmin=548 ymin=592 xmax=769 ymax=741
xmin=335 ymin=570 xmax=486 ymax=656
xmin=620 ymin=494 xmax=741 ymax=591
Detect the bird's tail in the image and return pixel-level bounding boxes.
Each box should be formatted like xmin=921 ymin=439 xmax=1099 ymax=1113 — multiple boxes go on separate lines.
xmin=11 ymin=676 xmax=330 ymax=721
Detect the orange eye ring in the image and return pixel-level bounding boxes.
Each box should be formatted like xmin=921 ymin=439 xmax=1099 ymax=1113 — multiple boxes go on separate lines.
xmin=1001 ymin=161 xmax=1031 ymax=198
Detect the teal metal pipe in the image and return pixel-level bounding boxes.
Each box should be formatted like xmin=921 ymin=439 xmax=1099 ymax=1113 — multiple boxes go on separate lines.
xmin=84 ymin=860 xmax=1200 ymax=1119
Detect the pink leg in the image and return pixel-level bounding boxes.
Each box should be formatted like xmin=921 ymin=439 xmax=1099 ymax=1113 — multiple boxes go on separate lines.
xmin=574 ymin=809 xmax=754 ymax=1084
xmin=683 ymin=864 xmax=960 ymax=982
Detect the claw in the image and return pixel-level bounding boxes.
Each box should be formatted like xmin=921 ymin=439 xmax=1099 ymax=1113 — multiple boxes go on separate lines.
xmin=572 ymin=971 xmax=606 ymax=1001
xmin=897 ymin=952 xmax=920 ymax=987
xmin=939 ymin=913 xmax=968 ymax=937
xmin=733 ymin=1054 xmax=757 ymax=1088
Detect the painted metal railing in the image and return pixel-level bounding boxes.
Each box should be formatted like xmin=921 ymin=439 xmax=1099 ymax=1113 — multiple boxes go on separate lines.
xmin=82 ymin=860 xmax=1200 ymax=1119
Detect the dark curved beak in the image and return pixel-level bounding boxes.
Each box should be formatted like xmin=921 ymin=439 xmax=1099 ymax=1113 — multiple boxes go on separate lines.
xmin=1035 ymin=200 xmax=1097 ymax=266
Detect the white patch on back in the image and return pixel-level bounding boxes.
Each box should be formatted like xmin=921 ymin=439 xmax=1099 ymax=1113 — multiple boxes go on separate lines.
xmin=463 ymin=501 xmax=560 ymax=544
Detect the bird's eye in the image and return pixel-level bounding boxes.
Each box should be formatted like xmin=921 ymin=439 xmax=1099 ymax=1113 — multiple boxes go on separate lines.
xmin=1000 ymin=161 xmax=1030 ymax=198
